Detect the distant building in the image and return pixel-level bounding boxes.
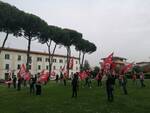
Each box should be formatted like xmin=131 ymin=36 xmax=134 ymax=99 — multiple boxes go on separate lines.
xmin=0 ymin=48 xmax=80 ymax=80
xmin=136 ymin=62 xmax=150 ymax=67
xmin=101 ymin=56 xmax=127 ymax=68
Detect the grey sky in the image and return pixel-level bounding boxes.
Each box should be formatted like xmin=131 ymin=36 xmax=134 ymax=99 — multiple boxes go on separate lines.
xmin=0 ymin=0 xmax=150 ymax=66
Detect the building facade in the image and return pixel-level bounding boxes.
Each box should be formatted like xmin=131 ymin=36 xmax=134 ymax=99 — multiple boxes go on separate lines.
xmin=101 ymin=56 xmax=127 ymax=68
xmin=0 ymin=48 xmax=80 ymax=80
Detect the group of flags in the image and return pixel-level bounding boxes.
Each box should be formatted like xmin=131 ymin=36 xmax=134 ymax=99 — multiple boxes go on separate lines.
xmin=100 ymin=52 xmax=133 ymax=75
xmin=18 ymin=64 xmax=30 ymax=80
xmin=16 ymin=57 xmax=75 ymax=82
xmin=5 ymin=53 xmax=133 ymax=83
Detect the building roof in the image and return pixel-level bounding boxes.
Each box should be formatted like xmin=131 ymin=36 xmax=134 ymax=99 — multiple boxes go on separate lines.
xmin=136 ymin=62 xmax=150 ymax=65
xmin=0 ymin=47 xmax=79 ymax=59
xmin=101 ymin=56 xmax=127 ymax=60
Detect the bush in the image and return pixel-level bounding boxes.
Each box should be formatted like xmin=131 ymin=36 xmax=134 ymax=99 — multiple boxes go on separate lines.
xmin=144 ymin=73 xmax=150 ymax=79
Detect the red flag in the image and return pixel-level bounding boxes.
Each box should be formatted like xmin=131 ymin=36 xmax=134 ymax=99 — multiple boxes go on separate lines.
xmin=61 ymin=65 xmax=65 ymax=72
xmin=24 ymin=72 xmax=30 ymax=81
xmin=110 ymin=62 xmax=116 ymax=70
xmin=104 ymin=52 xmax=113 ymax=67
xmin=102 ymin=52 xmax=114 ymax=70
xmin=39 ymin=70 xmax=48 ymax=82
xmin=69 ymin=57 xmax=74 ymax=69
xmin=121 ymin=63 xmax=133 ymax=74
xmin=51 ymin=71 xmax=56 ymax=76
xmin=18 ymin=64 xmax=26 ymax=77
xmin=79 ymin=71 xmax=88 ymax=80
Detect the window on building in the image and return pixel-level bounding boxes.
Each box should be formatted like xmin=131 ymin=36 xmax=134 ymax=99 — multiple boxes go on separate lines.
xmin=52 ymin=59 xmax=57 ymax=63
xmin=38 ymin=65 xmax=41 ymax=70
xmin=37 ymin=57 xmax=42 ymax=62
xmin=65 ymin=60 xmax=67 ymax=63
xmin=5 ymin=73 xmax=9 ymax=80
xmin=5 ymin=54 xmax=10 ymax=60
xmin=53 ymin=66 xmax=56 ymax=70
xmin=29 ymin=57 xmax=32 ymax=63
xmin=76 ymin=67 xmax=78 ymax=71
xmin=76 ymin=61 xmax=78 ymax=64
xmin=17 ymin=64 xmax=21 ymax=69
xmin=59 ymin=59 xmax=63 ymax=63
xmin=29 ymin=65 xmax=31 ymax=70
xmin=46 ymin=65 xmax=49 ymax=70
xmin=45 ymin=58 xmax=50 ymax=62
xmin=60 ymin=66 xmax=62 ymax=69
xmin=5 ymin=64 xmax=9 ymax=70
xmin=18 ymin=55 xmax=21 ymax=61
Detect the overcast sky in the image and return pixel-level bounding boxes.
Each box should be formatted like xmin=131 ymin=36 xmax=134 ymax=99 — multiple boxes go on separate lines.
xmin=0 ymin=0 xmax=150 ymax=66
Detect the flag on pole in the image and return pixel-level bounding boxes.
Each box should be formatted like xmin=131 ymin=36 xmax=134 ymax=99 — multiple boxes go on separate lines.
xmin=79 ymin=71 xmax=88 ymax=80
xmin=69 ymin=57 xmax=74 ymax=69
xmin=39 ymin=70 xmax=49 ymax=82
xmin=18 ymin=64 xmax=26 ymax=77
xmin=121 ymin=63 xmax=133 ymax=74
xmin=102 ymin=52 xmax=114 ymax=71
xmin=24 ymin=72 xmax=30 ymax=81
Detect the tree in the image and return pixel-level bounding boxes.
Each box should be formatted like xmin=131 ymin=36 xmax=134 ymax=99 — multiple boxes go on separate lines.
xmin=0 ymin=1 xmax=23 ymax=53
xmin=39 ymin=25 xmax=63 ymax=78
xmin=92 ymin=66 xmax=100 ymax=78
xmin=22 ymin=13 xmax=48 ymax=71
xmin=82 ymin=60 xmax=91 ymax=71
xmin=80 ymin=39 xmax=97 ymax=70
xmin=61 ymin=28 xmax=82 ymax=76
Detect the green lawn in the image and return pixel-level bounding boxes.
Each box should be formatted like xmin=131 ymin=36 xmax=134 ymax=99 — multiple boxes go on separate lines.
xmin=0 ymin=80 xmax=150 ymax=113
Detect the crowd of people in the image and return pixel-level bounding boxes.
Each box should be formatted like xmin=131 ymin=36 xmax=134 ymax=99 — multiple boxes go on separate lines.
xmin=6 ymin=74 xmax=42 ymax=96
xmin=5 ymin=69 xmax=146 ymax=102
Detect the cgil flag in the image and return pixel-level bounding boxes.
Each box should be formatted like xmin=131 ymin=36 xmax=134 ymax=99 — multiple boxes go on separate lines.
xmin=18 ymin=64 xmax=26 ymax=77
xmin=121 ymin=63 xmax=133 ymax=74
xmin=69 ymin=57 xmax=74 ymax=69
xmin=18 ymin=64 xmax=30 ymax=80
xmin=102 ymin=52 xmax=114 ymax=70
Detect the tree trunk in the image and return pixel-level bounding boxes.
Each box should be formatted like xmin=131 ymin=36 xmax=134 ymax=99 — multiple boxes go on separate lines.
xmin=79 ymin=51 xmax=81 ymax=69
xmin=66 ymin=47 xmax=71 ymax=77
xmin=48 ymin=44 xmax=51 ymax=79
xmin=50 ymin=44 xmax=57 ymax=73
xmin=81 ymin=52 xmax=85 ymax=71
xmin=26 ymin=36 xmax=31 ymax=72
xmin=0 ymin=32 xmax=9 ymax=54
xmin=47 ymin=40 xmax=52 ymax=80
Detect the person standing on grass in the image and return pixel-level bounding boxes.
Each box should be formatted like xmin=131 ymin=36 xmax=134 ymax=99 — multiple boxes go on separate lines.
xmin=36 ymin=81 xmax=42 ymax=95
xmin=139 ymin=72 xmax=145 ymax=87
xmin=55 ymin=74 xmax=59 ymax=83
xmin=121 ymin=75 xmax=128 ymax=95
xmin=13 ymin=75 xmax=17 ymax=89
xmin=17 ymin=76 xmax=22 ymax=91
xmin=72 ymin=73 xmax=79 ymax=98
xmin=29 ymin=75 xmax=36 ymax=95
xmin=7 ymin=76 xmax=12 ymax=88
xmin=106 ymin=71 xmax=115 ymax=102
xmin=132 ymin=72 xmax=137 ymax=85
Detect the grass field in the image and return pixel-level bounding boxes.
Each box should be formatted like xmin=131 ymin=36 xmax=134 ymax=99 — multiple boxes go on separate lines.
xmin=0 ymin=80 xmax=150 ymax=113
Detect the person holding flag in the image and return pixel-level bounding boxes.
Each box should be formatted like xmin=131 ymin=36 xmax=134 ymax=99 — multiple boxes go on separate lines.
xmin=139 ymin=72 xmax=145 ymax=87
xmin=29 ymin=75 xmax=36 ymax=95
xmin=106 ymin=70 xmax=115 ymax=102
xmin=120 ymin=63 xmax=133 ymax=95
xmin=71 ymin=73 xmax=79 ymax=98
xmin=102 ymin=52 xmax=115 ymax=102
xmin=96 ymin=72 xmax=102 ymax=87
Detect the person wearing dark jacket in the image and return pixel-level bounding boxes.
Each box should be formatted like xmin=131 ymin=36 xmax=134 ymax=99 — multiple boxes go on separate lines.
xmin=121 ymin=75 xmax=128 ymax=95
xmin=17 ymin=77 xmax=22 ymax=91
xmin=13 ymin=75 xmax=17 ymax=89
xmin=71 ymin=73 xmax=79 ymax=98
xmin=36 ymin=81 xmax=42 ymax=95
xmin=30 ymin=76 xmax=36 ymax=95
xmin=106 ymin=71 xmax=115 ymax=102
